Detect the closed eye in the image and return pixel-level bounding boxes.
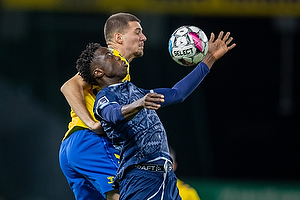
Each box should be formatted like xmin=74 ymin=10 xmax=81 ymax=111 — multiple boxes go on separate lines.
xmin=106 ymin=52 xmax=114 ymax=59
xmin=135 ymin=28 xmax=142 ymax=34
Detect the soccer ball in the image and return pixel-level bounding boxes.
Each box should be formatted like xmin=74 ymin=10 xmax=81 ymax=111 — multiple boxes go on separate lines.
xmin=168 ymin=25 xmax=208 ymax=67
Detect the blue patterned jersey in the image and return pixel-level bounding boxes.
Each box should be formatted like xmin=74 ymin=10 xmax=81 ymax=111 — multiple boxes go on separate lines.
xmin=94 ymin=81 xmax=171 ymax=184
xmin=94 ymin=62 xmax=210 ymax=185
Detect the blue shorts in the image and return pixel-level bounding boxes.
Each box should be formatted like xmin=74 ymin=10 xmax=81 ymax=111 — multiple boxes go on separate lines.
xmin=59 ymin=129 xmax=119 ymax=199
xmin=119 ymin=167 xmax=181 ymax=200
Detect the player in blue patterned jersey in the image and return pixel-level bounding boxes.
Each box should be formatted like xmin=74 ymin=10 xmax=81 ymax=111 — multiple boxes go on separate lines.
xmin=76 ymin=30 xmax=235 ymax=199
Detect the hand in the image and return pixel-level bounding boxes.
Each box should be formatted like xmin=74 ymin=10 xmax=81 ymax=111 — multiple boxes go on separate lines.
xmin=90 ymin=121 xmax=105 ymax=135
xmin=141 ymin=92 xmax=164 ymax=110
xmin=208 ymin=31 xmax=236 ymax=60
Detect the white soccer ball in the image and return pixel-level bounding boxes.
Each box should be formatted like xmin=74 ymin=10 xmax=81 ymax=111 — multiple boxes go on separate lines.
xmin=168 ymin=25 xmax=208 ymax=67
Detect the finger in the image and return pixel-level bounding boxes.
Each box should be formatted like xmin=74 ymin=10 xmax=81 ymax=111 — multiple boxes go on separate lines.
xmin=227 ymin=43 xmax=236 ymax=50
xmin=226 ymin=37 xmax=233 ymax=45
xmin=153 ymin=94 xmax=164 ymax=99
xmin=209 ymin=32 xmax=215 ymax=42
xmin=145 ymin=97 xmax=164 ymax=105
xmin=151 ymin=97 xmax=165 ymax=103
xmin=149 ymin=92 xmax=164 ymax=99
xmin=222 ymin=32 xmax=230 ymax=42
xmin=147 ymin=95 xmax=165 ymax=102
xmin=145 ymin=102 xmax=161 ymax=110
xmin=218 ymin=31 xmax=224 ymax=40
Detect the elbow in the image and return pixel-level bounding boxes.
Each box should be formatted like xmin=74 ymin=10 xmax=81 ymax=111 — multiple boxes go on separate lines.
xmin=175 ymin=97 xmax=185 ymax=104
xmin=163 ymin=96 xmax=185 ymax=107
xmin=173 ymin=93 xmax=186 ymax=104
xmin=179 ymin=98 xmax=186 ymax=103
xmin=60 ymin=84 xmax=64 ymax=94
xmin=60 ymin=82 xmax=68 ymax=95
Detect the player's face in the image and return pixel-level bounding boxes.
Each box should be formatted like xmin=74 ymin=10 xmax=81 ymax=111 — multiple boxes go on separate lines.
xmin=96 ymin=47 xmax=128 ymax=80
xmin=122 ymin=21 xmax=147 ymax=60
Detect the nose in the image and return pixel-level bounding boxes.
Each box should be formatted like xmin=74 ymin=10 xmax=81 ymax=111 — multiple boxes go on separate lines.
xmin=141 ymin=33 xmax=147 ymax=41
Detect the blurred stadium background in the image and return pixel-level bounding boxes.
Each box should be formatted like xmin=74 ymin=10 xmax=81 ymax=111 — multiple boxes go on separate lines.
xmin=0 ymin=0 xmax=299 ymax=199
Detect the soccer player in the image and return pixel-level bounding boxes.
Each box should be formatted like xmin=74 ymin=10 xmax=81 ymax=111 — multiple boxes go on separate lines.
xmin=59 ymin=13 xmax=146 ymax=200
xmin=75 ymin=31 xmax=235 ymax=199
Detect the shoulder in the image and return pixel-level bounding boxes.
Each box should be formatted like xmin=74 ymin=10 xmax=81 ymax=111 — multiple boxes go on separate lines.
xmin=94 ymin=89 xmax=118 ymax=111
xmin=96 ymin=87 xmax=116 ymax=101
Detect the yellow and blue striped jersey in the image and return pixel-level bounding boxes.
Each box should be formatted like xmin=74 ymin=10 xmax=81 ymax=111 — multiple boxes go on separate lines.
xmin=62 ymin=48 xmax=130 ymax=141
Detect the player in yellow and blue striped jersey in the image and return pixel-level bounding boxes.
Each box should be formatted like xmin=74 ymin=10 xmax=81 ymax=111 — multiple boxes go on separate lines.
xmin=59 ymin=13 xmax=146 ymax=200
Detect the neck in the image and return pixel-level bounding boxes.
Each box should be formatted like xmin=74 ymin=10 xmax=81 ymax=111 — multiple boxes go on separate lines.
xmin=107 ymin=44 xmax=134 ymax=63
xmin=99 ymin=79 xmax=123 ymax=89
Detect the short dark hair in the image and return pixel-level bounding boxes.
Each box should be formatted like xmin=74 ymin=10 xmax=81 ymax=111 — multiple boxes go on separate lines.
xmin=104 ymin=13 xmax=141 ymax=43
xmin=76 ymin=42 xmax=101 ymax=85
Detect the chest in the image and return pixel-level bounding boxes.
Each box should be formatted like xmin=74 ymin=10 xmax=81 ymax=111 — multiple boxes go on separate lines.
xmin=113 ymin=83 xmax=146 ymax=105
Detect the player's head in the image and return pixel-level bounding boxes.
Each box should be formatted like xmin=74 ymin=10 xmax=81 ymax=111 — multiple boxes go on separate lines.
xmin=76 ymin=43 xmax=101 ymax=85
xmin=77 ymin=43 xmax=128 ymax=87
xmin=104 ymin=13 xmax=147 ymax=61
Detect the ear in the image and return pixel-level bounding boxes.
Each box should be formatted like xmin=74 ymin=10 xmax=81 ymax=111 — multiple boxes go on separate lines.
xmin=114 ymin=33 xmax=123 ymax=44
xmin=92 ymin=68 xmax=104 ymax=79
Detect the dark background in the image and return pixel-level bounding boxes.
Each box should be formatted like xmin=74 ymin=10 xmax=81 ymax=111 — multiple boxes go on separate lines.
xmin=0 ymin=8 xmax=299 ymax=200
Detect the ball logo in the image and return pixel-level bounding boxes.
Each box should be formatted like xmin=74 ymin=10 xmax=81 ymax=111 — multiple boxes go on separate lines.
xmin=173 ymin=47 xmax=194 ymax=58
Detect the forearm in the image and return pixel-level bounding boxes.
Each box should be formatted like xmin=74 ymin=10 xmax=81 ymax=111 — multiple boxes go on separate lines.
xmin=99 ymin=101 xmax=143 ymax=124
xmin=154 ymin=62 xmax=209 ymax=106
xmin=201 ymin=52 xmax=217 ymax=69
xmin=99 ymin=93 xmax=162 ymax=124
xmin=121 ymin=99 xmax=144 ymax=120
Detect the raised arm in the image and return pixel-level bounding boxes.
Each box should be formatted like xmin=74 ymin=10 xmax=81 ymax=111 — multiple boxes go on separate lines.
xmin=61 ymin=73 xmax=104 ymax=134
xmin=97 ymin=31 xmax=235 ymax=124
